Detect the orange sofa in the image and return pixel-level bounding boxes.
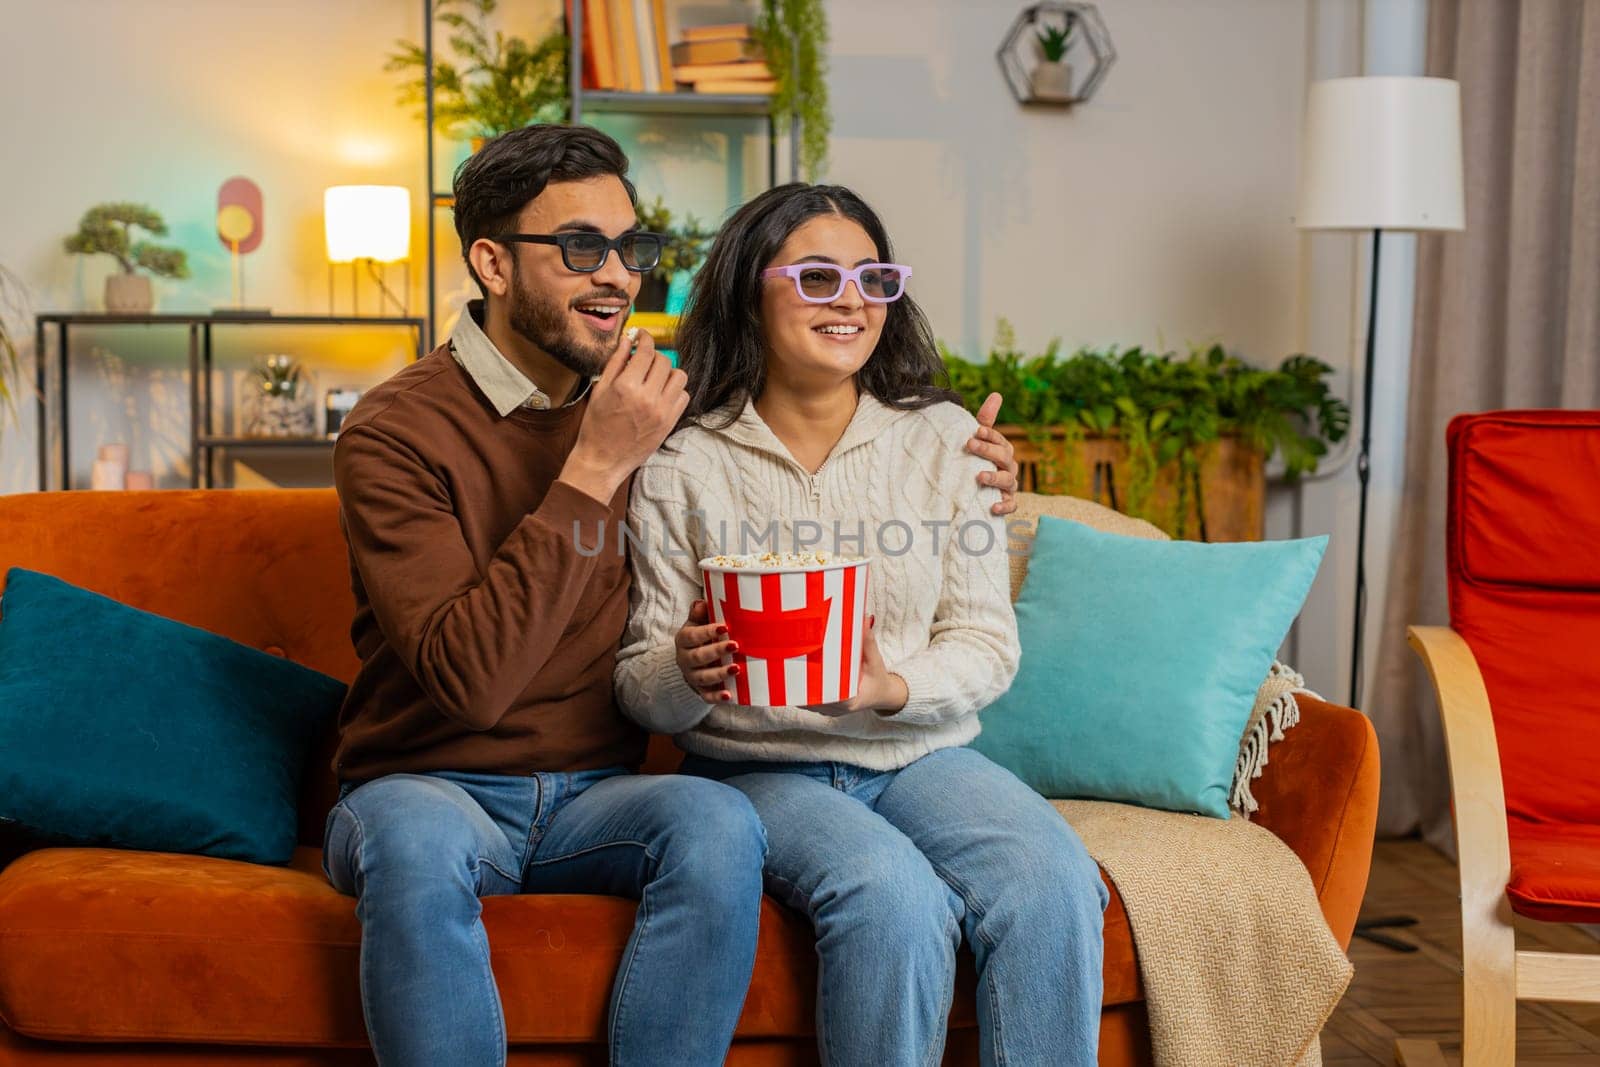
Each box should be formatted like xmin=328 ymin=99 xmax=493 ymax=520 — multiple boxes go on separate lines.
xmin=0 ymin=490 xmax=1379 ymax=1065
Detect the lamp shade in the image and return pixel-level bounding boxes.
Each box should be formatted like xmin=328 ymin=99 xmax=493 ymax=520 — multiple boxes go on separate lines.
xmin=1295 ymin=76 xmax=1464 ymax=232
xmin=324 ymin=185 xmax=411 ymax=262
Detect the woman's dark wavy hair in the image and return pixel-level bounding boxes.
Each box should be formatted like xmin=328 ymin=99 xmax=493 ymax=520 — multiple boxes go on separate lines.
xmin=675 ymin=183 xmax=958 ymax=429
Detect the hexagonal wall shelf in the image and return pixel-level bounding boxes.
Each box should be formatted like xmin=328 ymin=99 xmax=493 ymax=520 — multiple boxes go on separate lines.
xmin=997 ymin=2 xmax=1115 ymax=107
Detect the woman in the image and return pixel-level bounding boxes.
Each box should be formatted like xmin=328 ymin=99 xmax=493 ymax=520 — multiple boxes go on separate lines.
xmin=614 ymin=183 xmax=1107 ymax=1066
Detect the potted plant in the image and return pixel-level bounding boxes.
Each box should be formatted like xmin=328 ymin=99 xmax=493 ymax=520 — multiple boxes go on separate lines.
xmin=63 ymin=204 xmax=189 ymax=314
xmin=941 ymin=320 xmax=1350 ymax=540
xmin=758 ymin=0 xmax=831 ymax=180
xmin=387 ymin=0 xmax=569 ymax=149
xmin=633 ymin=197 xmax=715 ymax=313
xmin=1031 ymin=15 xmax=1075 ymax=102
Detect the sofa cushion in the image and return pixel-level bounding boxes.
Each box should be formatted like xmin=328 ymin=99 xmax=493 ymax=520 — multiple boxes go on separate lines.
xmin=973 ymin=516 xmax=1326 ymax=817
xmin=0 ymin=568 xmax=343 ymax=865
xmin=0 ymin=847 xmax=1138 ymax=1046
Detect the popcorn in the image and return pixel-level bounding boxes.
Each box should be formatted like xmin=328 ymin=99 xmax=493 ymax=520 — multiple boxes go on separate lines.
xmin=706 ymin=551 xmax=865 ymax=570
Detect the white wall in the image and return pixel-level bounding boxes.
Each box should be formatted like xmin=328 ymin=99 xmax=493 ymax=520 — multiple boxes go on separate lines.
xmin=0 ymin=0 xmax=1412 ymax=699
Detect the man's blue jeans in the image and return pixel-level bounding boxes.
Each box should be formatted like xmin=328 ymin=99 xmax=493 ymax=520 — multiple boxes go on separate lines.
xmin=322 ymin=767 xmax=767 ymax=1067
xmin=682 ymin=745 xmax=1108 ymax=1067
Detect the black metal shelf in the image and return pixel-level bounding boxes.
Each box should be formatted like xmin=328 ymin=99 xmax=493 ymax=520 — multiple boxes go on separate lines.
xmin=34 ymin=313 xmax=424 ymax=492
xmin=421 ymin=0 xmax=797 ymax=346
xmin=197 ymin=436 xmax=337 ymax=448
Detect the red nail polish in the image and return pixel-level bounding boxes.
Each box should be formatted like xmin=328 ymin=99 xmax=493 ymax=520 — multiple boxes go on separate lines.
xmin=715 ymin=625 xmax=728 ymax=635
xmin=728 ymin=664 xmax=742 ymax=677
xmin=869 ymin=614 xmax=876 ymax=627
xmin=728 ymin=641 xmax=740 ymax=653
xmin=720 ymin=691 xmax=732 ymax=702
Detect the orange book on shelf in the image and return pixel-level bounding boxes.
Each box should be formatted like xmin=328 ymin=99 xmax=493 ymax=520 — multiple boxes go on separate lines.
xmin=683 ymin=22 xmax=752 ymax=42
xmin=584 ymin=0 xmax=616 ymax=89
xmin=566 ymin=0 xmax=599 ymax=89
xmin=651 ymin=0 xmax=674 ymax=91
xmin=609 ymin=0 xmax=643 ymax=91
xmin=695 ymin=79 xmax=776 ymax=95
xmin=670 ymin=38 xmax=763 ymax=66
xmin=674 ymin=61 xmax=772 ymax=83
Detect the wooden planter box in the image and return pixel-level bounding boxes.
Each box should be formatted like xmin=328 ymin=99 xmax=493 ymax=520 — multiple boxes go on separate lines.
xmin=998 ymin=425 xmax=1265 ymax=542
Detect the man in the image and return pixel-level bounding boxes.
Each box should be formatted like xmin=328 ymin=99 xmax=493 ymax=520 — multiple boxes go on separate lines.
xmin=323 ymin=123 xmax=1021 ymax=1066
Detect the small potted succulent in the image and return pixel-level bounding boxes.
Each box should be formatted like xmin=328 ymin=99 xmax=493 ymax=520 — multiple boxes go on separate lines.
xmin=64 ymin=203 xmax=189 ymax=314
xmin=247 ymin=355 xmax=314 ymax=438
xmin=1031 ymin=16 xmax=1076 ymax=102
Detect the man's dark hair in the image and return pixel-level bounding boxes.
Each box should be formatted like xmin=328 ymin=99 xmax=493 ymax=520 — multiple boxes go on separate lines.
xmin=675 ymin=182 xmax=957 ymax=428
xmin=452 ymin=124 xmax=638 ymax=295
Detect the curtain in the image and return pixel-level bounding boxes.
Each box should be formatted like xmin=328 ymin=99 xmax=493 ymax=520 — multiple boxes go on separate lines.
xmin=1369 ymin=0 xmax=1600 ymax=846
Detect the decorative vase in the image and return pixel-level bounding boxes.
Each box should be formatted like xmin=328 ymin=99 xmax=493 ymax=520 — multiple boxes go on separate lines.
xmin=249 ymin=393 xmax=315 ymax=438
xmin=104 ymin=273 xmax=153 ymax=313
xmin=1029 ymin=62 xmax=1074 ymax=103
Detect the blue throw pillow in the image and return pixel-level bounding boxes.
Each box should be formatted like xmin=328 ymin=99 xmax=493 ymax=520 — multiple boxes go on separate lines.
xmin=972 ymin=517 xmax=1327 ymax=818
xmin=0 ymin=568 xmax=344 ymax=864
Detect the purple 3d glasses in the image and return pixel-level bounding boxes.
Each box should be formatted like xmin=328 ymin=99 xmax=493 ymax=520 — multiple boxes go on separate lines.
xmin=760 ymin=262 xmax=912 ymax=304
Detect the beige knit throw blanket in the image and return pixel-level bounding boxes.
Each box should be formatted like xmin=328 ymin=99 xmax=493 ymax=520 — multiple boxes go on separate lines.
xmin=1052 ymin=789 xmax=1351 ymax=1067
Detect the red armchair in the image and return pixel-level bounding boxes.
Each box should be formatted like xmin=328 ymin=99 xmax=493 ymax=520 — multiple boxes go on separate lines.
xmin=1405 ymin=410 xmax=1600 ymax=1066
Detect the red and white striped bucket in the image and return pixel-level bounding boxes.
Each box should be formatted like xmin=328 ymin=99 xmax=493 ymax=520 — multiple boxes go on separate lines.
xmin=699 ymin=557 xmax=872 ymax=707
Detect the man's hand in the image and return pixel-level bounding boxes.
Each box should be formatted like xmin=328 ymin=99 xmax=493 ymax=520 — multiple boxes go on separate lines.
xmin=966 ymin=392 xmax=1020 ymax=517
xmin=801 ymin=616 xmax=909 ymax=717
xmin=675 ymin=599 xmax=741 ymax=704
xmin=560 ymin=329 xmax=688 ymax=504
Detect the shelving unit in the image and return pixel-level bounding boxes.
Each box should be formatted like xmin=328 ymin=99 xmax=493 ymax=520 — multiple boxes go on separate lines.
xmin=421 ymin=0 xmax=798 ymax=348
xmin=33 ymin=312 xmax=424 ymax=491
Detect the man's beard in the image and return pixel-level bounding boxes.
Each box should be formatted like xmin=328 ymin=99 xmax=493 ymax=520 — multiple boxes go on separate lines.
xmin=505 ymin=266 xmax=627 ymax=378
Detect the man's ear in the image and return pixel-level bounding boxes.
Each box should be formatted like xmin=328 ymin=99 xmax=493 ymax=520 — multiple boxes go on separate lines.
xmin=467 ymin=238 xmax=512 ymax=299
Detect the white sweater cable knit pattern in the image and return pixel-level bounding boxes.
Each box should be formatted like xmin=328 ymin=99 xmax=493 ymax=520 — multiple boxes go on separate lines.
xmin=614 ymin=392 xmax=1020 ymax=770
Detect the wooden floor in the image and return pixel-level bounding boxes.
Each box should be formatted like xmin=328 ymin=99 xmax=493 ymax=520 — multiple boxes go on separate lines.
xmin=1324 ymin=839 xmax=1600 ymax=1065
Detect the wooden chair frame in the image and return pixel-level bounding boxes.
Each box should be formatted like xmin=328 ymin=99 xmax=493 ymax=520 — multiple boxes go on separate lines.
xmin=1396 ymin=625 xmax=1600 ymax=1067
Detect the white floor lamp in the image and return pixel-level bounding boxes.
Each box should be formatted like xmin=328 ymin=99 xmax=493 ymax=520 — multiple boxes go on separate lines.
xmin=1295 ymin=76 xmax=1465 ymax=711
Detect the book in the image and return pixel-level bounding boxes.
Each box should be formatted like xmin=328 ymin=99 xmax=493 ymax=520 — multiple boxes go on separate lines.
xmin=584 ymin=0 xmax=616 ymax=89
xmin=673 ymin=61 xmax=772 ymax=83
xmin=567 ymin=0 xmax=600 ymax=89
xmin=670 ymin=38 xmax=764 ymax=66
xmin=651 ymin=0 xmax=674 ymax=91
xmin=693 ymin=78 xmax=777 ymax=95
xmin=682 ymin=22 xmax=753 ymax=42
xmin=609 ymin=0 xmax=643 ymax=91
xmin=634 ymin=0 xmax=660 ymax=93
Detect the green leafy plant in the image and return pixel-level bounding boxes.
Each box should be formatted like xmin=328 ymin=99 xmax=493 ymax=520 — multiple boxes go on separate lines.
xmin=253 ymin=355 xmax=304 ymax=400
xmin=387 ymin=0 xmax=569 ymax=141
xmin=942 ymin=320 xmax=1351 ymax=535
xmin=1035 ymin=22 xmax=1072 ymax=62
xmin=634 ymin=197 xmax=715 ymax=276
xmin=0 ymin=266 xmax=28 ymax=438
xmin=63 ymin=204 xmax=189 ymax=279
xmin=758 ymin=0 xmax=831 ymax=181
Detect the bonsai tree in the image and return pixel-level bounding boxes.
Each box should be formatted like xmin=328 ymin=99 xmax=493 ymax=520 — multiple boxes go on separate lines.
xmin=388 ymin=0 xmax=568 ymax=142
xmin=63 ymin=203 xmax=189 ymax=280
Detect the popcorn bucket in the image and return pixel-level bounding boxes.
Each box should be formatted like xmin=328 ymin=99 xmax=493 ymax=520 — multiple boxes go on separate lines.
xmin=699 ymin=557 xmax=872 ymax=707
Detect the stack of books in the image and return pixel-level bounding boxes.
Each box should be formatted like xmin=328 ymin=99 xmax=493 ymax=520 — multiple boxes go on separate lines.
xmin=571 ymin=2 xmax=772 ymax=96
xmin=670 ymin=23 xmax=773 ymax=96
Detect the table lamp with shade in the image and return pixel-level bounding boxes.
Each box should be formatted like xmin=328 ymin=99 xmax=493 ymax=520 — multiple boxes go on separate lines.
xmin=324 ymin=185 xmax=412 ymax=316
xmin=1294 ymin=75 xmax=1465 ymax=711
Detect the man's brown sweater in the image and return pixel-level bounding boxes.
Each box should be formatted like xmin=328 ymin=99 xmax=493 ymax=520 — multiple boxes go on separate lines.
xmin=331 ymin=346 xmax=646 ymax=782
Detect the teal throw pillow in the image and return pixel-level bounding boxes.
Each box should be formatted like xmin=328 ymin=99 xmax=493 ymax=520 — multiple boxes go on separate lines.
xmin=0 ymin=568 xmax=344 ymax=864
xmin=972 ymin=517 xmax=1326 ymax=818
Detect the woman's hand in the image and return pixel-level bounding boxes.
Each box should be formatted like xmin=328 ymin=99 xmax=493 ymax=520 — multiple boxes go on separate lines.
xmin=967 ymin=392 xmax=1021 ymax=516
xmin=802 ymin=616 xmax=909 ymax=717
xmin=675 ymin=599 xmax=741 ymax=704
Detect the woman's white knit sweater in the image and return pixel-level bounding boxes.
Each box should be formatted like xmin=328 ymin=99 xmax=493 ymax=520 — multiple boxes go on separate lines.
xmin=613 ymin=391 xmax=1020 ymax=770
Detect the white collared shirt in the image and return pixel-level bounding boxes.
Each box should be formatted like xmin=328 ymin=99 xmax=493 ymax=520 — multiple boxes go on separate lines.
xmin=450 ymin=300 xmax=594 ymax=416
